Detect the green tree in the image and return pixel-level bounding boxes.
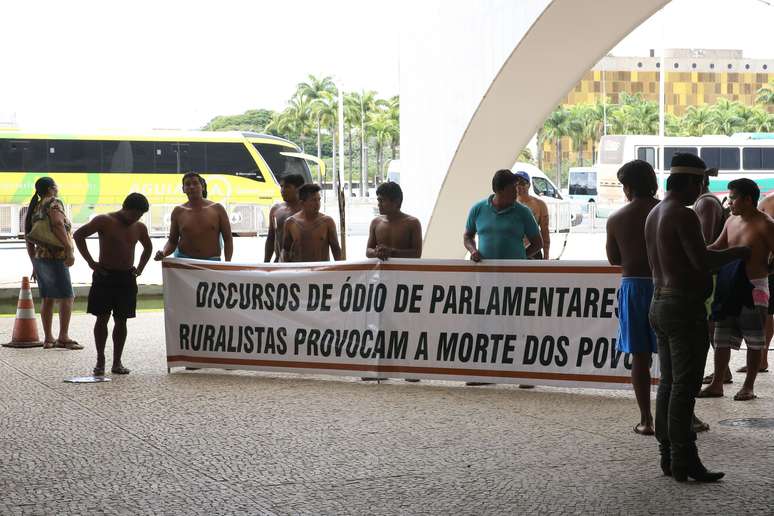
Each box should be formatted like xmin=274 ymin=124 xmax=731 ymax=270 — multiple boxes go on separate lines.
xmin=542 ymin=106 xmax=572 ymax=188
xmin=756 ymin=82 xmax=774 ymax=105
xmin=312 ymin=92 xmax=340 ymax=184
xmin=296 ymin=75 xmax=338 ymax=159
xmin=348 ymin=91 xmax=388 ymax=195
xmin=343 ymin=92 xmax=362 ymax=194
xmin=368 ymin=109 xmax=398 ymax=184
xmin=386 ymin=95 xmax=400 ymax=161
xmin=745 ymin=105 xmax=774 ymax=132
xmin=202 ymin=109 xmax=275 ymax=132
xmin=708 ymin=99 xmax=744 ymax=136
xmin=680 ymin=105 xmax=712 ymax=136
xmin=517 ymin=148 xmax=534 ymax=163
xmin=267 ymin=96 xmax=314 ymax=151
xmin=567 ymin=104 xmax=589 ymax=166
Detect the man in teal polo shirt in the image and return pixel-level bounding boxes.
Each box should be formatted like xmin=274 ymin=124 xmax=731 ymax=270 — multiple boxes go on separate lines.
xmin=464 ymin=169 xmax=543 ymax=261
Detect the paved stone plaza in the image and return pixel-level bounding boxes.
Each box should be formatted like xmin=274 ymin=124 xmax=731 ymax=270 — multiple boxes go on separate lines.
xmin=1 ymin=311 xmax=772 ymax=515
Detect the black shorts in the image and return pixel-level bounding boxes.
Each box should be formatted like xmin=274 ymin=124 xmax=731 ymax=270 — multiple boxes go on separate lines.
xmin=769 ymin=274 xmax=774 ymax=315
xmin=87 ymin=269 xmax=138 ymax=319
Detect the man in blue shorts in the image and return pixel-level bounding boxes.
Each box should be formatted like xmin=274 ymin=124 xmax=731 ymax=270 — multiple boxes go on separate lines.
xmin=463 ymin=169 xmax=542 ymax=386
xmin=606 ymin=160 xmax=659 ymax=435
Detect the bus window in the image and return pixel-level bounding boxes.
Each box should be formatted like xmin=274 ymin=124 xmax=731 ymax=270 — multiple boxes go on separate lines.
xmin=663 ymin=147 xmax=698 ymax=170
xmin=178 ymin=143 xmax=206 ymax=173
xmin=0 ymin=140 xmax=26 ymax=171
xmin=252 ymin=143 xmax=312 ymax=184
xmin=102 ymin=141 xmax=133 ymax=172
xmin=153 ymin=142 xmax=180 ymax=173
xmin=636 ymin=147 xmax=657 ymax=169
xmin=206 ymin=142 xmax=263 ymax=180
xmin=701 ymin=147 xmax=740 ymax=171
xmin=47 ymin=140 xmax=100 ymax=173
xmin=131 ymin=142 xmax=156 ymax=172
xmin=743 ymin=148 xmax=774 ymax=170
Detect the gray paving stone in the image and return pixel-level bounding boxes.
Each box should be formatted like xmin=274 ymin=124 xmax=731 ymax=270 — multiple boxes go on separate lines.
xmin=0 ymin=311 xmax=772 ymax=515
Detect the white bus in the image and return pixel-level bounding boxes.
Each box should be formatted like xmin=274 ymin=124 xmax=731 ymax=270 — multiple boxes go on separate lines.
xmin=597 ymin=133 xmax=774 ymax=206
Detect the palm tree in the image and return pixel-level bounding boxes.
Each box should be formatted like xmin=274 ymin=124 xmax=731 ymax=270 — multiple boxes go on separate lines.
xmin=542 ymin=107 xmax=571 ymax=188
xmin=681 ymin=105 xmax=712 ymax=136
xmin=267 ymin=96 xmax=315 ymax=151
xmin=745 ymin=106 xmax=774 ymax=133
xmin=756 ymin=82 xmax=774 ymax=106
xmin=386 ymin=95 xmax=400 ymax=161
xmin=708 ymin=99 xmax=744 ymax=136
xmin=343 ymin=93 xmax=362 ymax=194
xmin=296 ymin=75 xmax=337 ymax=160
xmin=368 ymin=110 xmax=399 ymax=184
xmin=313 ymin=92 xmax=339 ymax=185
xmin=349 ymin=90 xmax=387 ymax=195
xmin=585 ymin=100 xmax=606 ymax=164
xmin=567 ymin=104 xmax=589 ymax=166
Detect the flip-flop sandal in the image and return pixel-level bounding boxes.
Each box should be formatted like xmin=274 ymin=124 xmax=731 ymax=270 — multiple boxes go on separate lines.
xmin=111 ymin=365 xmax=130 ymax=375
xmin=733 ymin=392 xmax=757 ymax=401
xmin=93 ymin=367 xmax=105 ymax=376
xmin=56 ymin=340 xmax=83 ymax=350
xmin=697 ymin=389 xmax=724 ymax=398
xmin=702 ymin=373 xmax=732 ymax=384
xmin=43 ymin=340 xmax=57 ymax=349
xmin=633 ymin=424 xmax=655 ymax=436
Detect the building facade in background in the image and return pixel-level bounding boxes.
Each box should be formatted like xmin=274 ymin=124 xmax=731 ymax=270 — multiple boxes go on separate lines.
xmin=541 ymin=49 xmax=774 ymax=172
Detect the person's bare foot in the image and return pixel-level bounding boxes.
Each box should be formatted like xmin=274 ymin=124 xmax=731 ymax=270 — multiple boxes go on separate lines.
xmin=736 ymin=365 xmax=769 ymax=373
xmin=732 ymin=389 xmax=757 ymax=401
xmin=697 ymin=386 xmax=724 ymax=398
xmin=633 ymin=423 xmax=654 ymax=435
xmin=111 ymin=364 xmax=130 ymax=375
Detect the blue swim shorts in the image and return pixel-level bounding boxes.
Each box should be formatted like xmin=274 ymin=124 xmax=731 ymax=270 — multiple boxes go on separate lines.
xmin=33 ymin=258 xmax=74 ymax=299
xmin=616 ymin=277 xmax=657 ymax=354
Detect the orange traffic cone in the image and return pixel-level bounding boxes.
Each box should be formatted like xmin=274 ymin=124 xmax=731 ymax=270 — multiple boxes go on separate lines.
xmin=3 ymin=277 xmax=42 ymax=348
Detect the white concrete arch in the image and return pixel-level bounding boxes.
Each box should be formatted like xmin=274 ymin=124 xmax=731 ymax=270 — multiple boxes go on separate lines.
xmin=406 ymin=0 xmax=670 ymax=258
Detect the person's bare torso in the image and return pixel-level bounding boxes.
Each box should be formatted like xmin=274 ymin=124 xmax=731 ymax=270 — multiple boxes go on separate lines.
xmin=273 ymin=202 xmax=302 ymax=259
xmin=519 ymin=195 xmax=547 ymax=227
xmin=288 ymin=213 xmax=332 ymax=262
xmin=724 ymin=212 xmax=774 ymax=280
xmin=646 ymin=199 xmax=710 ymax=293
xmin=97 ymin=214 xmax=143 ymax=270
xmin=176 ymin=201 xmax=223 ymax=258
xmin=759 ymin=194 xmax=774 ymax=219
xmin=608 ymin=197 xmax=659 ymax=277
xmin=372 ymin=214 xmax=420 ymax=257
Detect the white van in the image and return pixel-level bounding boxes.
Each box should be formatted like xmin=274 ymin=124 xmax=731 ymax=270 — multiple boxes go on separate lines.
xmin=511 ymin=162 xmax=573 ymax=232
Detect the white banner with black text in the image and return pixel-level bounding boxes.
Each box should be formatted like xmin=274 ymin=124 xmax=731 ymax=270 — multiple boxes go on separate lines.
xmin=162 ymin=258 xmax=658 ymax=389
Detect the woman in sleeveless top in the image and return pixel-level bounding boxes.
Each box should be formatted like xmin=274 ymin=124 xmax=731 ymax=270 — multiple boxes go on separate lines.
xmin=25 ymin=177 xmax=81 ymax=350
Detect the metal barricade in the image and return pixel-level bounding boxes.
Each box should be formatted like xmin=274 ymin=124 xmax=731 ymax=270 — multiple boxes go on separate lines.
xmin=0 ymin=205 xmax=16 ymax=236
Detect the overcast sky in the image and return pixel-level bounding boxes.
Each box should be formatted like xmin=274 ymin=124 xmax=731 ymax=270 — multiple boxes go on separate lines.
xmin=1 ymin=0 xmax=772 ymax=131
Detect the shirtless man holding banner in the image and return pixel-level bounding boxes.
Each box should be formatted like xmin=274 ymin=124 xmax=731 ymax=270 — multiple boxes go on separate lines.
xmin=283 ymin=184 xmax=342 ymax=263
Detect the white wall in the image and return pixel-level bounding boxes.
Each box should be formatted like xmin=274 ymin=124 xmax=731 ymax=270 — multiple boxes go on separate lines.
xmin=399 ymin=0 xmax=551 ymax=228
xmin=399 ymin=0 xmax=670 ymax=258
